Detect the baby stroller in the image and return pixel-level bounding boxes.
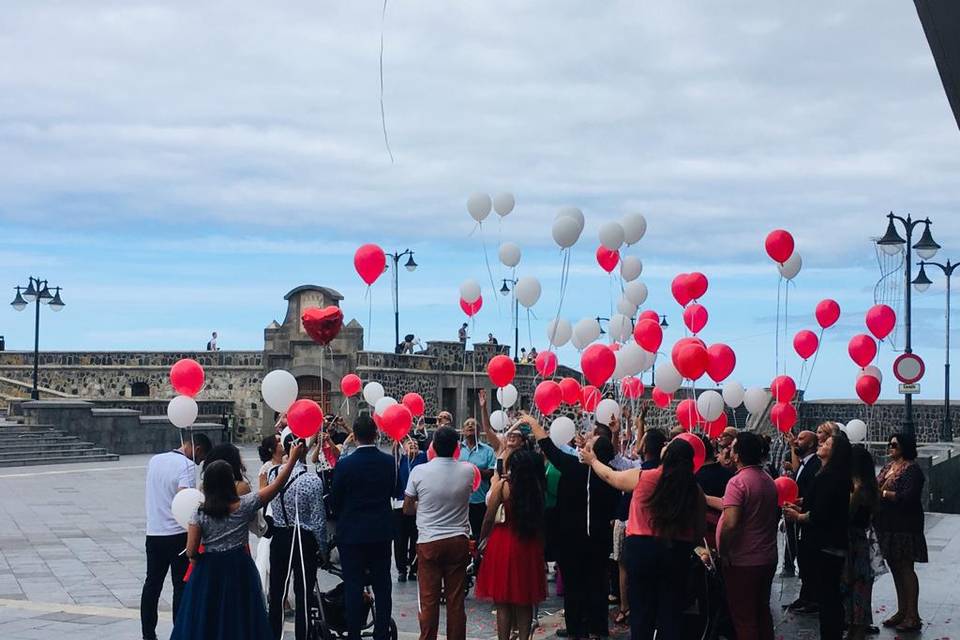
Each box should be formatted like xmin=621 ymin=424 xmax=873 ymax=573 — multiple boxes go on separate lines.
xmin=308 ymin=545 xmax=399 ymax=640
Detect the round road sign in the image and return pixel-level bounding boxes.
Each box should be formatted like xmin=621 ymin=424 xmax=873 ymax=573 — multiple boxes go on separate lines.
xmin=893 ymin=353 xmax=925 ymax=384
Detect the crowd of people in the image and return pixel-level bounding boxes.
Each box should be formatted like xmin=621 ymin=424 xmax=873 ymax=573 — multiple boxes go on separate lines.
xmin=141 ymin=395 xmax=929 ymax=640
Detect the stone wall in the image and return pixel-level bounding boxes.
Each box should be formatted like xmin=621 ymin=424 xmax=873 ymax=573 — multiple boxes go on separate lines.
xmin=798 ymin=400 xmax=960 ymax=443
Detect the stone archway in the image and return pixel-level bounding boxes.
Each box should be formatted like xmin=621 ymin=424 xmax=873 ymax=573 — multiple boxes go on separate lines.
xmin=296 ymin=375 xmax=332 ymax=415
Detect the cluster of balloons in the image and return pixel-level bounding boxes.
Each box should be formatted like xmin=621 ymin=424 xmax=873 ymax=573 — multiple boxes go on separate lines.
xmin=467 ymin=192 xmax=515 ymax=223
xmin=764 ymin=229 xmax=802 ymax=280
xmin=353 ymin=378 xmax=424 ymax=441
xmin=792 ymin=298 xmax=841 ymax=362
xmin=168 ymin=359 xmax=205 ymax=428
xmin=847 ymin=304 xmax=895 ymax=405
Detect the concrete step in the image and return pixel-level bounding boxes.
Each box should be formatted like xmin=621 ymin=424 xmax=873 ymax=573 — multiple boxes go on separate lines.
xmin=2 ymin=434 xmax=81 ymax=443
xmin=0 ymin=441 xmax=99 ymax=453
xmin=0 ymin=447 xmax=112 ymax=461
xmin=0 ymin=454 xmax=120 ymax=468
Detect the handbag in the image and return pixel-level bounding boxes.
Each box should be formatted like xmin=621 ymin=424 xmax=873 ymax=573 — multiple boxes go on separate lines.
xmin=867 ymin=526 xmax=888 ymax=577
xmin=249 ymin=508 xmax=270 ymax=538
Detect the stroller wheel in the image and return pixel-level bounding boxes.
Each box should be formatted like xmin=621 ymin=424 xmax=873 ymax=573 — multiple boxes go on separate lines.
xmin=310 ymin=617 xmax=332 ymax=640
xmin=388 ymin=618 xmax=398 ymax=640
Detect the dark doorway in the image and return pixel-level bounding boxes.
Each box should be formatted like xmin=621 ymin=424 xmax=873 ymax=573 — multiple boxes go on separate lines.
xmin=297 ymin=375 xmax=332 ymax=415
xmin=130 ymin=381 xmax=150 ymax=397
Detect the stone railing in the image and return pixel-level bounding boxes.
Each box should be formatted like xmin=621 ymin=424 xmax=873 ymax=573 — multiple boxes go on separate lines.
xmin=0 ymin=350 xmax=264 ymax=368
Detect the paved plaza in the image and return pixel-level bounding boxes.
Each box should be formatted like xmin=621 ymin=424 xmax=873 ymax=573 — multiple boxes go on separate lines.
xmin=0 ymin=448 xmax=957 ymax=639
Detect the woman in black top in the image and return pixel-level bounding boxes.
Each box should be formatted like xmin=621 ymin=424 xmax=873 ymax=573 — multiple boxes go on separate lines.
xmin=845 ymin=446 xmax=879 ymax=640
xmin=785 ymin=431 xmax=852 ymax=640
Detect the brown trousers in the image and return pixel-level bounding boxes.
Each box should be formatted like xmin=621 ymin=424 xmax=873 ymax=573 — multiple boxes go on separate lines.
xmin=416 ymin=536 xmax=470 ymax=640
xmin=723 ymin=563 xmax=776 ymax=640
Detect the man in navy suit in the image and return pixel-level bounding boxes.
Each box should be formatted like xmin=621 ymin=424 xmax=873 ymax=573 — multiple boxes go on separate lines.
xmin=330 ymin=415 xmax=396 ymax=640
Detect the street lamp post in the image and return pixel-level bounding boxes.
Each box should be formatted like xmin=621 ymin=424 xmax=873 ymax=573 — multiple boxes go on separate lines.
xmin=651 ymin=315 xmax=669 ymax=381
xmin=386 ymin=250 xmax=417 ymax=350
xmin=913 ymin=260 xmax=957 ymax=442
xmin=10 ymin=277 xmax=65 ymax=400
xmin=500 ymin=279 xmax=519 ymax=361
xmin=876 ymin=212 xmax=940 ymax=436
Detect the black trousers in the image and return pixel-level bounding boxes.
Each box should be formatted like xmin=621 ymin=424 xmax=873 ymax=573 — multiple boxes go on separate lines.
xmin=622 ymin=535 xmax=695 ymax=640
xmin=816 ymin=551 xmax=845 ymax=640
xmin=140 ymin=533 xmax=189 ymax=640
xmin=339 ymin=541 xmax=393 ymax=640
xmin=556 ymin=541 xmax=610 ymax=638
xmin=797 ymin=526 xmax=818 ymax=603
xmin=784 ymin=519 xmax=798 ymax=571
xmin=393 ymin=508 xmax=418 ymax=574
xmin=269 ymin=527 xmax=319 ymax=640
xmin=468 ymin=502 xmax=486 ymax=541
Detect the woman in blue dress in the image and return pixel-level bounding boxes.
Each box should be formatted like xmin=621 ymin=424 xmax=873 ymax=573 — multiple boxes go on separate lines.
xmin=172 ymin=441 xmax=304 ymax=640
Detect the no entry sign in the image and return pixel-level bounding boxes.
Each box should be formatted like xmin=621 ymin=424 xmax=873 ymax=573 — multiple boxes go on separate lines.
xmin=893 ymin=353 xmax=926 ymax=384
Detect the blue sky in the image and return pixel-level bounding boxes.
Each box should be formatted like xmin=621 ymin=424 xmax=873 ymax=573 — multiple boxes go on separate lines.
xmin=1 ymin=1 xmax=958 ymax=402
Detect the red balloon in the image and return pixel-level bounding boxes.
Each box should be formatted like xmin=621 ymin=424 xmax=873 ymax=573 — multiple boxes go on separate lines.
xmin=774 ymin=476 xmax=799 ymax=507
xmin=170 ymin=358 xmax=205 ymax=397
xmin=460 ymin=296 xmax=482 ymax=317
xmin=402 ymin=392 xmax=425 ymax=417
xmin=770 ymin=375 xmax=797 ymax=403
xmin=769 ymin=402 xmax=797 ymax=433
xmin=682 ymin=304 xmax=709 ymax=334
xmin=287 ymin=399 xmax=323 ymax=439
xmin=793 ymin=330 xmax=819 ymax=360
xmin=581 ymin=385 xmax=602 ymax=411
xmin=675 ymin=343 xmax=709 ymax=380
xmin=675 ymin=432 xmax=706 ymax=473
xmin=340 ymin=374 xmax=362 ymax=397
xmin=706 ymin=344 xmax=736 ymax=383
xmin=652 ymin=388 xmax=672 ymax=408
xmin=427 ymin=441 xmax=461 ymax=461
xmin=765 ymin=229 xmax=795 ymax=264
xmin=469 ymin=462 xmax=481 ymax=492
xmin=380 ymin=404 xmax=413 ymax=441
xmin=848 ymin=334 xmax=877 ymax=368
xmin=595 ymin=246 xmax=620 ymax=273
xmin=686 ymin=272 xmax=708 ymax=300
xmin=487 ymin=355 xmax=516 ymax=387
xmin=671 ymin=337 xmax=706 ymax=368
xmin=354 ymin=244 xmax=386 ymax=286
xmin=815 ymin=299 xmax=841 ymax=329
xmin=705 ymin=412 xmax=728 ymax=439
xmin=638 ymin=310 xmax=660 ymax=324
xmin=856 ymin=374 xmax=881 ymax=405
xmin=580 ymin=344 xmax=616 ymax=388
xmin=302 ymin=306 xmax=344 ymax=346
xmin=535 ymin=351 xmax=558 ymax=378
xmin=534 ymin=380 xmax=563 ymax=415
xmin=671 ymin=274 xmax=693 ymax=307
xmin=559 ymin=377 xmax=581 ymax=405
xmin=621 ymin=376 xmax=644 ymax=400
xmin=865 ymin=304 xmax=896 ymax=341
xmin=676 ymin=399 xmax=702 ymax=431
xmin=633 ymin=319 xmax=663 ymax=352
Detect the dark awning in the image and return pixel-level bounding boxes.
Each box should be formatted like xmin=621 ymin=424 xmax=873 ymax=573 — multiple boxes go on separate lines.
xmin=914 ymin=0 xmax=960 ymax=131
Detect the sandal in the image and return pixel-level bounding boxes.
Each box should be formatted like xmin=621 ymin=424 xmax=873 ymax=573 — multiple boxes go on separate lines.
xmin=881 ymin=613 xmax=904 ymax=627
xmin=614 ymin=610 xmax=630 ymax=625
xmin=895 ymin=618 xmax=922 ymax=633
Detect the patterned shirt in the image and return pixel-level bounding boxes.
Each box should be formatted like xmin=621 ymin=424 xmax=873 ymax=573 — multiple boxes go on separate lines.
xmin=191 ymin=493 xmax=262 ymax=552
xmin=268 ymin=462 xmax=327 ymax=548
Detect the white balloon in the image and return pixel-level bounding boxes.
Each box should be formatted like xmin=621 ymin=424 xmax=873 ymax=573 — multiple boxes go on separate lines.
xmin=639 ymin=349 xmax=656 ymax=372
xmin=467 ymin=193 xmax=492 ymax=222
xmin=858 ymin=366 xmax=883 ymax=383
xmin=573 ymin=317 xmax=602 ymax=348
xmin=621 ymin=213 xmax=647 ymax=245
xmin=261 ymin=370 xmax=299 ymax=413
xmin=743 ymin=387 xmax=770 ymax=415
xmin=493 ymin=192 xmax=515 ymax=217
xmin=595 ymin=399 xmax=621 ymax=426
xmin=624 ymin=281 xmax=649 ymax=306
xmin=514 ymin=276 xmax=541 ymax=308
xmin=498 ymin=242 xmax=522 ymax=268
xmin=363 ymin=382 xmax=385 ymax=406
xmin=459 ymin=279 xmax=481 ymax=304
xmin=552 ymin=216 xmax=581 ymax=249
xmin=490 ymin=410 xmax=510 ymax=432
xmin=497 ymin=384 xmax=519 ymax=409
xmin=549 ymin=416 xmax=576 ymax=448
xmin=374 ymin=396 xmax=397 ymax=416
xmin=608 ymin=314 xmax=632 ymax=342
xmin=616 ymin=297 xmax=637 ymax=317
xmin=167 ymin=395 xmax=198 ymax=429
xmin=598 ymin=221 xmax=625 ymax=251
xmin=697 ymin=390 xmax=725 ymax=422
xmin=778 ymin=252 xmax=802 ymax=280
xmin=722 ymin=381 xmax=745 ymax=408
xmin=620 ymin=342 xmax=647 ymax=376
xmin=620 ymin=256 xmax=643 ymax=282
xmin=555 ymin=206 xmax=585 ymax=232
xmin=613 ymin=350 xmax=630 ymax=380
xmin=171 ymin=488 xmax=204 ymax=529
xmin=654 ymin=363 xmax=682 ymax=394
xmin=844 ymin=419 xmax=867 ymax=443
xmin=546 ymin=318 xmax=572 ymax=347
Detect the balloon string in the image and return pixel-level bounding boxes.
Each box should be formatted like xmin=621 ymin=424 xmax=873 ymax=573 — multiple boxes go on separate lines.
xmin=783 ymin=279 xmax=791 ymax=377
xmin=550 ymin=250 xmax=572 ymax=346
xmin=367 ymin=288 xmax=373 ymax=350
xmin=803 ymin=327 xmax=826 ymax=393
xmin=378 ymin=0 xmax=394 ymax=163
xmin=774 ymin=276 xmax=782 ymax=378
xmin=479 ymin=226 xmax=501 ymax=316
xmin=526 ymin=308 xmax=533 ymax=353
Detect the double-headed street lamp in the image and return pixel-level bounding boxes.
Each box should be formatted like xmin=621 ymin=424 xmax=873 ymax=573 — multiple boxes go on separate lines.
xmin=500 ymin=279 xmax=519 ymax=361
xmin=876 ymin=212 xmax=940 ymax=436
xmin=10 ymin=277 xmax=65 ymax=400
xmin=913 ymin=260 xmax=957 ymax=442
xmin=386 ymin=250 xmax=418 ymax=350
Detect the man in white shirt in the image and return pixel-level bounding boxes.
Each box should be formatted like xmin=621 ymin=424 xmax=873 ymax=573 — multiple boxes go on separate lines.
xmin=140 ymin=434 xmax=210 ymax=640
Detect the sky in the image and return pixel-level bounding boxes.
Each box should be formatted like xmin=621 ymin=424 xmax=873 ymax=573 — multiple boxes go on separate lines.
xmin=1 ymin=1 xmax=958 ymax=402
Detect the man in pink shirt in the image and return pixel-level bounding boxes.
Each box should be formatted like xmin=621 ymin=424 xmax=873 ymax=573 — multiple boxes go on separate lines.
xmin=717 ymin=432 xmax=779 ymax=640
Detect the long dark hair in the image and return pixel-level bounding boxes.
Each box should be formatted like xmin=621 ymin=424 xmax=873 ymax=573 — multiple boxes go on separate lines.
xmin=205 ymin=443 xmax=246 ymax=482
xmin=504 ymin=449 xmax=546 ymax=540
xmin=646 ymin=439 xmax=703 ymax=539
xmin=199 ymin=460 xmax=239 ymax=519
xmin=820 ymin=431 xmax=853 ymax=492
xmin=850 ymin=445 xmax=879 ymax=512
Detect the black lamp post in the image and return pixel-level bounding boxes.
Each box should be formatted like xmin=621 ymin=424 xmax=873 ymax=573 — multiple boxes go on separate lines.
xmin=10 ymin=277 xmax=65 ymax=400
xmin=651 ymin=315 xmax=669 ymax=380
xmin=876 ymin=212 xmax=940 ymax=436
xmin=386 ymin=250 xmax=417 ymax=349
xmin=500 ymin=279 xmax=519 ymax=361
xmin=914 ymin=260 xmax=957 ymax=441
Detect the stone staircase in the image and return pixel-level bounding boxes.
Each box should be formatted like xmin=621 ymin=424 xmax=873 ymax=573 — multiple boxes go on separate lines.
xmin=0 ymin=413 xmax=119 ymax=468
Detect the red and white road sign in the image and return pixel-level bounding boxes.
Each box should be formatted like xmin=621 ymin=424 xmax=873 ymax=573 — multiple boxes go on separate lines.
xmin=893 ymin=353 xmax=925 ymax=384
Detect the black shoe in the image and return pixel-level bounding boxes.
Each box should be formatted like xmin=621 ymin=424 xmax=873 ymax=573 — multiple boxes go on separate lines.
xmin=784 ymin=598 xmax=808 ymax=611
xmin=780 ymin=566 xmax=795 ymax=577
xmin=398 ymin=572 xmax=407 ymax=583
xmin=796 ymin=603 xmax=820 ymax=615
xmin=555 ymin=629 xmax=569 ymax=638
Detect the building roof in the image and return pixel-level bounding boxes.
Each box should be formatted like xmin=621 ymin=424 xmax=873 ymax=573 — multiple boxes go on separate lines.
xmin=283 ymin=285 xmax=344 ymax=302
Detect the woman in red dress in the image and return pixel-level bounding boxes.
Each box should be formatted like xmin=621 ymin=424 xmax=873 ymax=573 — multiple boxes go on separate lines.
xmin=476 ymin=449 xmax=548 ymax=640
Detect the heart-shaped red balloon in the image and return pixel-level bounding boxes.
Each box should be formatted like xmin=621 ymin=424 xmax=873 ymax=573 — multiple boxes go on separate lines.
xmin=685 ymin=272 xmax=708 ymax=300
xmin=302 ymin=306 xmax=344 ymax=346
xmin=595 ymin=246 xmax=620 ymax=273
